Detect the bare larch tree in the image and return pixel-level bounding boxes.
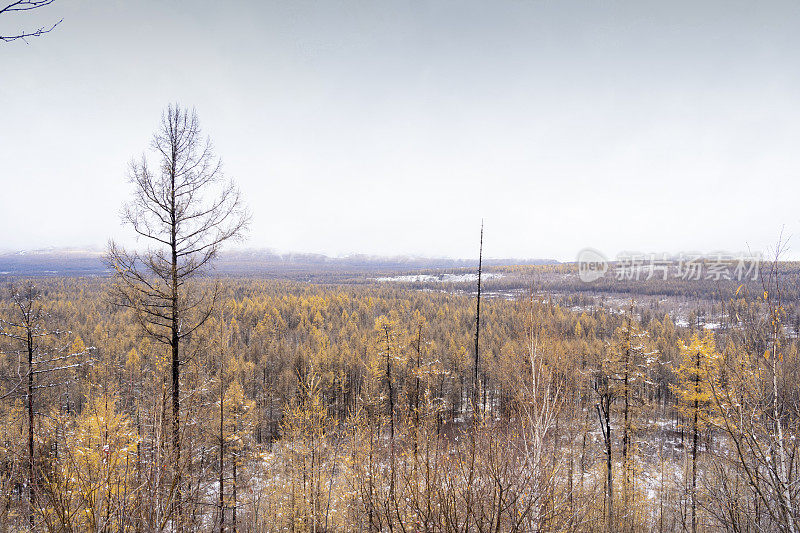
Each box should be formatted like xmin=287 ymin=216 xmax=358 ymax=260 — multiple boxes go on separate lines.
xmin=107 ymin=104 xmax=248 ymax=531
xmin=0 ymin=0 xmax=61 ymax=43
xmin=473 ymin=220 xmax=483 ymax=419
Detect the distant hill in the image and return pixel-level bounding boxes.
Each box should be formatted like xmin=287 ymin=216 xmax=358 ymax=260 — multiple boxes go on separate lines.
xmin=0 ymin=248 xmax=558 ymax=278
xmin=0 ymin=249 xmax=108 ymax=276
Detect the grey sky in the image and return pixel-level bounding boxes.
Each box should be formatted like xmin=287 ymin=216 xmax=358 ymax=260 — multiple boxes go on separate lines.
xmin=2 ymin=0 xmax=800 ymax=261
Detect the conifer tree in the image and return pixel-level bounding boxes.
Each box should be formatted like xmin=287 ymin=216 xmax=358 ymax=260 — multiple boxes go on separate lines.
xmin=107 ymin=104 xmax=248 ymax=529
xmin=672 ymin=332 xmax=720 ymax=533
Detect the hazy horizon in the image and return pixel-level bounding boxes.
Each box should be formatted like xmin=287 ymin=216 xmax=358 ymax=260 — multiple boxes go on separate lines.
xmin=0 ymin=244 xmax=555 ymax=263
xmin=3 ymin=1 xmax=800 ymax=262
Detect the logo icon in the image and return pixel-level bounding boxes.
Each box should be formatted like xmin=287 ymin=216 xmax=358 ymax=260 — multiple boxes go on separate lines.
xmin=577 ymin=248 xmax=608 ymax=283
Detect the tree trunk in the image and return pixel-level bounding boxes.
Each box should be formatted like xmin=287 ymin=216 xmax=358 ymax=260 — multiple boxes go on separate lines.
xmin=232 ymin=437 xmax=238 ymax=533
xmin=622 ymin=369 xmax=629 ymax=511
xmin=691 ymin=350 xmax=699 ymax=533
xmin=597 ymin=398 xmax=613 ymax=533
xmin=384 ymin=327 xmax=396 ymax=517
xmin=606 ymin=415 xmax=613 ymax=533
xmin=27 ymin=330 xmax=34 ymax=530
xmin=473 ymin=221 xmax=483 ymax=419
xmin=691 ymin=408 xmax=698 ymax=533
xmin=170 ymin=148 xmax=183 ymax=532
xmin=219 ymin=378 xmax=225 ymax=533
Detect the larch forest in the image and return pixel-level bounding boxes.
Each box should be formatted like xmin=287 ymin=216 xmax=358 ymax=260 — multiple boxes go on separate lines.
xmin=2 ymin=105 xmax=800 ymax=532
xmin=3 ymin=2 xmax=800 ymax=531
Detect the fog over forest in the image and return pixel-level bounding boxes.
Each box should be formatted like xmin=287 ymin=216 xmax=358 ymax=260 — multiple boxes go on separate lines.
xmin=3 ymin=1 xmax=800 ymax=532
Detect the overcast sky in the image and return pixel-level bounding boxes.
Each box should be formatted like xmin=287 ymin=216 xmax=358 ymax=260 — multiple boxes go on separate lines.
xmin=2 ymin=0 xmax=800 ymax=261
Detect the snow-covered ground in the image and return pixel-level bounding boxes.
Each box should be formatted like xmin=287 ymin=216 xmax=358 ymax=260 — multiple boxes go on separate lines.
xmin=375 ymin=272 xmax=503 ymax=283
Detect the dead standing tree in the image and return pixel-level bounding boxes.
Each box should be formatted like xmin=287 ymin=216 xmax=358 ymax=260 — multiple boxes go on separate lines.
xmin=0 ymin=282 xmax=89 ymax=529
xmin=107 ymin=104 xmax=248 ymax=531
xmin=473 ymin=220 xmax=483 ymax=420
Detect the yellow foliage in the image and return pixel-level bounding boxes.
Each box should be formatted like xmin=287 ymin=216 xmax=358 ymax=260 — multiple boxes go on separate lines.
xmin=672 ymin=332 xmax=721 ymax=429
xmin=40 ymin=391 xmax=139 ymax=532
xmin=70 ymin=335 xmax=86 ymax=355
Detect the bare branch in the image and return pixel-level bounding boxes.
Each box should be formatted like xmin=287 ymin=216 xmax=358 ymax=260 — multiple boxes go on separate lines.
xmin=0 ymin=0 xmax=61 ymax=43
